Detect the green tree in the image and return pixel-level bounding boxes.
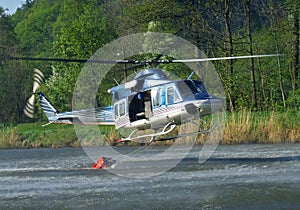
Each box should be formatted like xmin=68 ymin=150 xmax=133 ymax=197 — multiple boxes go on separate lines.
xmin=14 ymin=0 xmax=61 ymax=57
xmin=46 ymin=0 xmax=116 ymax=110
xmin=0 ymin=8 xmax=32 ymax=123
xmin=5 ymin=0 xmax=298 ymax=115
xmin=285 ymin=0 xmax=300 ymax=109
xmin=115 ymin=0 xmax=192 ymax=37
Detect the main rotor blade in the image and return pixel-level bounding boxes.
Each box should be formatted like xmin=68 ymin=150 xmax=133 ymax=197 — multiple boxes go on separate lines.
xmin=171 ymin=54 xmax=283 ymax=63
xmin=8 ymin=56 xmax=136 ymax=64
xmin=8 ymin=54 xmax=282 ymax=65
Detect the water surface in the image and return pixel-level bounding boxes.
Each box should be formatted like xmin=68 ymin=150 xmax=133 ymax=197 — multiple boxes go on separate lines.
xmin=1 ymin=144 xmax=300 ymax=209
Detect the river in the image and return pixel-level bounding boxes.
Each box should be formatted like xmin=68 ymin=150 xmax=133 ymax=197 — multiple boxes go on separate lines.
xmin=0 ymin=144 xmax=300 ymax=209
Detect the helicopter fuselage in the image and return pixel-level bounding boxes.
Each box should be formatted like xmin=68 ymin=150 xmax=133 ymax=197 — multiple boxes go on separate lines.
xmin=38 ymin=69 xmax=223 ymax=134
xmin=109 ymin=69 xmax=223 ymax=131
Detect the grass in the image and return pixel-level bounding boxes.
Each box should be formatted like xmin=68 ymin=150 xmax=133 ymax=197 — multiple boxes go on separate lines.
xmin=0 ymin=125 xmax=20 ymax=148
xmin=0 ymin=110 xmax=300 ymax=148
xmin=222 ymin=110 xmax=300 ymax=144
xmin=0 ymin=123 xmax=78 ymax=148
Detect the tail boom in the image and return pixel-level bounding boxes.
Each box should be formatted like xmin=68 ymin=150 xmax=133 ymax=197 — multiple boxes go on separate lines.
xmin=38 ymin=92 xmax=114 ymax=125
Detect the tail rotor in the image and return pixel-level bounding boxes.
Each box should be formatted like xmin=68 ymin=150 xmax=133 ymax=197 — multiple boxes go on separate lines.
xmin=24 ymin=69 xmax=44 ymax=118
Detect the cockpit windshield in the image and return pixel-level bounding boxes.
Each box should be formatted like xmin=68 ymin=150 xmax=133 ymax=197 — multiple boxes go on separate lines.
xmin=177 ymin=80 xmax=208 ymax=99
xmin=192 ymin=80 xmax=207 ymax=93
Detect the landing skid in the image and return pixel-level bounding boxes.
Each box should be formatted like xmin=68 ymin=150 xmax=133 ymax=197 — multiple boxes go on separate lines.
xmin=116 ymin=122 xmax=176 ymax=143
xmin=155 ymin=122 xmax=216 ymax=142
xmin=115 ymin=120 xmax=216 ymax=144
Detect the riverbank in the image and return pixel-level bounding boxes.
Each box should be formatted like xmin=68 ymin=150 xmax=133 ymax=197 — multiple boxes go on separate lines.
xmin=223 ymin=110 xmax=300 ymax=144
xmin=1 ymin=110 xmax=299 ymax=149
xmin=0 ymin=123 xmax=78 ymax=148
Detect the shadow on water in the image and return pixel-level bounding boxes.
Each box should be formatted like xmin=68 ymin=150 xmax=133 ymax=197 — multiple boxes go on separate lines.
xmin=178 ymin=155 xmax=300 ymax=166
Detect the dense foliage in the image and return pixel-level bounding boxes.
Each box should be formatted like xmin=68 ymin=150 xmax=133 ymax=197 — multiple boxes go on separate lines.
xmin=0 ymin=0 xmax=299 ymax=123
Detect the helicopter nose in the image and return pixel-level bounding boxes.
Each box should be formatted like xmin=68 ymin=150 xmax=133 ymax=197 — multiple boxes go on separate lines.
xmin=198 ymin=97 xmax=223 ymax=116
xmin=184 ymin=103 xmax=198 ymax=115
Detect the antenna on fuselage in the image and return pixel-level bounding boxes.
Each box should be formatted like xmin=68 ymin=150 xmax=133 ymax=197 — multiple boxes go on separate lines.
xmin=114 ymin=78 xmax=119 ymax=85
xmin=187 ymin=71 xmax=194 ymax=80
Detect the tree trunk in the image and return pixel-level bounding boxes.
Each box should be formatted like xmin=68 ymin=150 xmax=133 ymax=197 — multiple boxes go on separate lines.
xmin=224 ymin=0 xmax=235 ymax=112
xmin=292 ymin=8 xmax=299 ymax=107
xmin=224 ymin=0 xmax=234 ymax=75
xmin=267 ymin=0 xmax=286 ymax=108
xmin=244 ymin=0 xmax=257 ymax=109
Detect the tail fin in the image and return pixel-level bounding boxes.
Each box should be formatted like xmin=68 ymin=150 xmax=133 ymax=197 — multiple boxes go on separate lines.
xmin=37 ymin=92 xmax=58 ymax=121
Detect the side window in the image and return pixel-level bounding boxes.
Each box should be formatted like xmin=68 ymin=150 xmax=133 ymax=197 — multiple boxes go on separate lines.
xmin=119 ymin=101 xmax=126 ymax=116
xmin=166 ymin=86 xmax=181 ymax=105
xmin=152 ymin=88 xmax=169 ymax=106
xmin=114 ymin=104 xmax=119 ymax=119
xmin=160 ymin=88 xmax=166 ymax=105
xmin=152 ymin=88 xmax=160 ymax=107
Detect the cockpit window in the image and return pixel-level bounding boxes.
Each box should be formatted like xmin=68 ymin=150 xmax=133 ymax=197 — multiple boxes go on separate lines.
xmin=177 ymin=80 xmax=208 ymax=99
xmin=193 ymin=80 xmax=207 ymax=93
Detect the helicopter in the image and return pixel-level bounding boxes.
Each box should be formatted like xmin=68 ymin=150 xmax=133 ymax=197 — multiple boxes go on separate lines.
xmin=13 ymin=53 xmax=281 ymax=169
xmin=17 ymin=54 xmax=278 ymax=144
xmin=27 ymin=68 xmax=221 ymax=144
